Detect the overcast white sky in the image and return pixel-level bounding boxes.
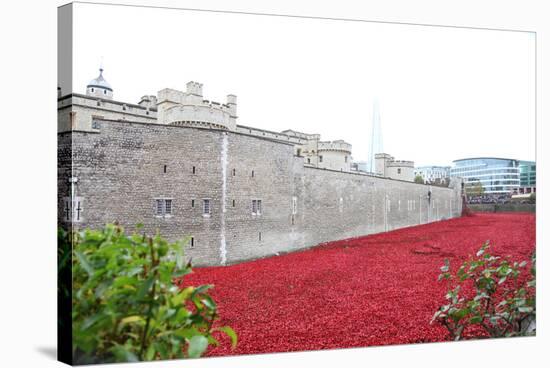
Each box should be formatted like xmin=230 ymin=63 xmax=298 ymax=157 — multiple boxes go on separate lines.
xmin=70 ymin=3 xmax=536 ymax=166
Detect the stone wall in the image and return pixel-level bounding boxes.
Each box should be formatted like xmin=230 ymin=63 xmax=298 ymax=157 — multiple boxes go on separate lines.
xmin=299 ymin=167 xmax=462 ymax=247
xmin=59 ymin=119 xmax=462 ymax=266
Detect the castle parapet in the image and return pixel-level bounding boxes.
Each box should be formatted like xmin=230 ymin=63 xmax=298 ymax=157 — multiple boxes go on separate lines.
xmin=157 ymin=82 xmax=237 ymax=130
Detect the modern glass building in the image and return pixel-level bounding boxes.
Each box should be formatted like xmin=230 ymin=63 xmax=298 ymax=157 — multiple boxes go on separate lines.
xmin=518 ymin=160 xmax=536 ymax=194
xmin=450 ymin=157 xmax=520 ymax=194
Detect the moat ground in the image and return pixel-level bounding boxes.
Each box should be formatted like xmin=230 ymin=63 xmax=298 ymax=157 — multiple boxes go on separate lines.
xmin=182 ymin=212 xmax=536 ymax=356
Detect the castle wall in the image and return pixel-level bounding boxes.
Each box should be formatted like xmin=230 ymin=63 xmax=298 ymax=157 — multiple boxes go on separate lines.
xmin=299 ymin=168 xmax=462 ymax=248
xmin=58 ymin=94 xmax=157 ymax=132
xmin=59 ymin=120 xmax=462 ymax=267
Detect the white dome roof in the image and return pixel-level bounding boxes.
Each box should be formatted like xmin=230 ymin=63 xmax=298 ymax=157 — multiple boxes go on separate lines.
xmin=87 ymin=68 xmax=112 ymax=91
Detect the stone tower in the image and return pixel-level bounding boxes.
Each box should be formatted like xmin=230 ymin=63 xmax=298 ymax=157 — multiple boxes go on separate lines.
xmin=86 ymin=65 xmax=113 ymax=100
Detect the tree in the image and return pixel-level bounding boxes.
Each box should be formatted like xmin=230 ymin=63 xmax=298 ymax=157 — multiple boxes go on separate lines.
xmin=465 ymin=180 xmax=484 ymax=198
xmin=414 ymin=175 xmax=424 ymax=184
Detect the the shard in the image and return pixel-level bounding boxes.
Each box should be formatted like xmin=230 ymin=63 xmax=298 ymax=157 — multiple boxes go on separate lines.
xmin=367 ymin=98 xmax=383 ymax=173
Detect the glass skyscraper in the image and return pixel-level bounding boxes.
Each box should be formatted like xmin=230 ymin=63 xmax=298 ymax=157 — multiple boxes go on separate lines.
xmin=450 ymin=157 xmax=520 ymax=194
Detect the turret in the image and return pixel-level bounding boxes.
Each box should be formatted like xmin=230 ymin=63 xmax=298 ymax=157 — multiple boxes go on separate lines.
xmin=86 ymin=66 xmax=113 ymax=100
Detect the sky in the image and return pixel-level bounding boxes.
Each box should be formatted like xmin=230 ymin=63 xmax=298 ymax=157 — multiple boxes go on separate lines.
xmin=69 ymin=3 xmax=536 ymax=166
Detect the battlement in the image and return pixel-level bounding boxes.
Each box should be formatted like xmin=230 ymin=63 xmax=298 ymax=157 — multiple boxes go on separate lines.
xmin=186 ymin=81 xmax=203 ymax=96
xmin=387 ymin=160 xmax=414 ymax=168
xmin=318 ymin=140 xmax=352 ymax=153
xmin=157 ymin=82 xmax=237 ymax=130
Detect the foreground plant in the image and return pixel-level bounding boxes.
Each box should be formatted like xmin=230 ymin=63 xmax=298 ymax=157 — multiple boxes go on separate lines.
xmin=432 ymin=241 xmax=536 ymax=340
xmin=64 ymin=224 xmax=236 ymax=364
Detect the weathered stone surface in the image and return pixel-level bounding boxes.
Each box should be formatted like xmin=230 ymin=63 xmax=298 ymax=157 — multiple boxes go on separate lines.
xmin=58 ymin=119 xmax=462 ymax=266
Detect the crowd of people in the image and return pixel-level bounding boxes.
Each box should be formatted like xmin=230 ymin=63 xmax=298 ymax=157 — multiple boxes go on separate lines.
xmin=467 ymin=193 xmax=512 ymax=204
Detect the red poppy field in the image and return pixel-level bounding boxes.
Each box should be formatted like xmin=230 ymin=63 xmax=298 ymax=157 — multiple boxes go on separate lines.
xmin=183 ymin=212 xmax=536 ymax=356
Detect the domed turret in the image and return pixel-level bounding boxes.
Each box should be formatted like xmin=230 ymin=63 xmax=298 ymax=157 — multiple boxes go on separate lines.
xmin=86 ymin=66 xmax=113 ymax=100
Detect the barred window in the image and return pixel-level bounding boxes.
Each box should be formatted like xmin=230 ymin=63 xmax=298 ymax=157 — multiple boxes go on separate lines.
xmin=252 ymin=199 xmax=262 ymax=215
xmin=155 ymin=198 xmax=173 ymax=217
xmin=203 ymin=199 xmax=211 ymax=215
xmin=155 ymin=199 xmax=163 ymax=215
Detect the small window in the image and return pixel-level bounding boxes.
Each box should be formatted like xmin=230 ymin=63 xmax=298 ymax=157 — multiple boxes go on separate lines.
xmin=319 ymin=155 xmax=323 ymax=163
xmin=345 ymin=156 xmax=348 ymax=163
xmin=191 ymin=199 xmax=195 ymax=208
xmin=259 ymin=232 xmax=262 ymax=241
xmin=232 ymin=199 xmax=236 ymax=207
xmin=155 ymin=199 xmax=163 ymax=215
xmin=91 ymin=88 xmax=94 ymax=92
xmin=189 ymin=237 xmax=195 ymax=248
xmin=192 ymin=166 xmax=196 ymax=174
xmin=397 ymin=168 xmax=402 ymax=174
xmin=155 ymin=198 xmax=172 ymax=217
xmin=163 ymin=165 xmax=167 ymax=173
xmin=292 ymin=196 xmax=297 ymax=215
xmin=165 ymin=199 xmax=172 ymax=215
xmin=91 ymin=119 xmax=101 ymax=130
xmin=232 ymin=168 xmax=236 ymax=176
xmin=252 ymin=200 xmax=262 ymax=215
xmin=103 ymin=90 xmax=107 ymax=95
xmin=307 ymin=158 xmax=311 ymax=164
xmin=203 ymin=199 xmax=211 ymax=216
xmin=251 ymin=170 xmax=255 ymax=177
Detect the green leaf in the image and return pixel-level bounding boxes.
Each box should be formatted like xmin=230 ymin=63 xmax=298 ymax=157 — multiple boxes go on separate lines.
xmin=120 ymin=315 xmax=144 ymax=325
xmin=136 ymin=276 xmax=155 ymax=301
xmin=469 ymin=316 xmax=483 ymax=324
xmin=187 ymin=335 xmax=209 ymax=358
xmin=75 ymin=250 xmax=94 ymax=276
xmin=216 ymin=326 xmax=238 ymax=348
xmin=145 ymin=344 xmax=156 ymax=361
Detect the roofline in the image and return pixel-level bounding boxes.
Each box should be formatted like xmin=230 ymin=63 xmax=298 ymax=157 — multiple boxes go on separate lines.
xmin=452 ymin=157 xmax=519 ymax=163
xmin=57 ymin=93 xmax=158 ymax=111
xmin=86 ymin=84 xmax=113 ymax=92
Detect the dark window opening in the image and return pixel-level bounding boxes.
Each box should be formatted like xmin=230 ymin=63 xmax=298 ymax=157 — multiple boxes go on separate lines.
xmin=190 ymin=237 xmax=194 ymax=248
xmin=232 ymin=168 xmax=236 ymax=176
xmin=163 ymin=165 xmax=167 ymax=173
xmin=192 ymin=166 xmax=196 ymax=174
xmin=251 ymin=170 xmax=255 ymax=177
xmin=259 ymin=232 xmax=262 ymax=241
xmin=191 ymin=199 xmax=195 ymax=208
xmin=232 ymin=199 xmax=235 ymax=207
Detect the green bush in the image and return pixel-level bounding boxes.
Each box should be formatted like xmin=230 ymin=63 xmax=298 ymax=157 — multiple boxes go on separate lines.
xmin=432 ymin=241 xmax=535 ymax=340
xmin=62 ymin=224 xmax=236 ymax=364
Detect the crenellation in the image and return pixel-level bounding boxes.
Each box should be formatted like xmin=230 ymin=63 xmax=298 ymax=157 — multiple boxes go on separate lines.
xmin=58 ymin=70 xmax=463 ymax=266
